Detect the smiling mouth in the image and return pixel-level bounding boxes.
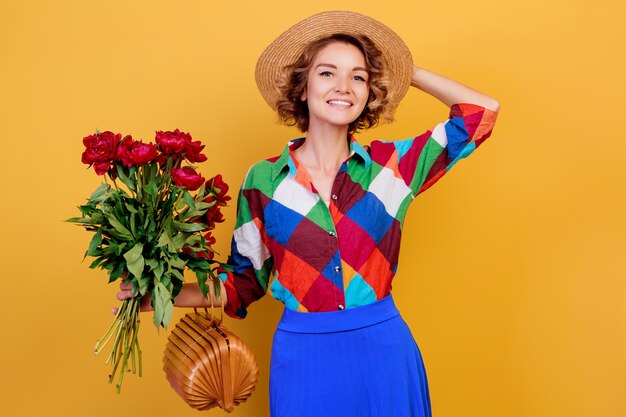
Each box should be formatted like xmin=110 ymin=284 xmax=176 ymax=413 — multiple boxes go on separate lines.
xmin=327 ymin=100 xmax=353 ymax=107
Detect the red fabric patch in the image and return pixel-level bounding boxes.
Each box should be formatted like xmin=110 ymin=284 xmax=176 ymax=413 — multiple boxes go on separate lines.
xmin=301 ymin=275 xmax=345 ymax=311
xmin=336 ymin=215 xmax=377 ymax=271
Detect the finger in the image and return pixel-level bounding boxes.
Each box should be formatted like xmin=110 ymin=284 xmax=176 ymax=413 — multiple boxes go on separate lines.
xmin=116 ymin=289 xmax=134 ymax=301
xmin=119 ymin=281 xmax=132 ymax=290
xmin=112 ymin=307 xmax=119 ymax=315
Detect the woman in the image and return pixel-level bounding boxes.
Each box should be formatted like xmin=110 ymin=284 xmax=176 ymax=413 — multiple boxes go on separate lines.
xmin=118 ymin=10 xmax=499 ymax=417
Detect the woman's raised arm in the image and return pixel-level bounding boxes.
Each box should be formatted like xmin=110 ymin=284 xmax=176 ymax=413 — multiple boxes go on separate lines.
xmin=411 ymin=65 xmax=500 ymax=112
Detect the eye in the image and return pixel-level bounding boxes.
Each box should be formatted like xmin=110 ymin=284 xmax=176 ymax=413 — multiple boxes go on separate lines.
xmin=319 ymin=71 xmax=333 ymax=77
xmin=353 ymin=75 xmax=367 ymax=82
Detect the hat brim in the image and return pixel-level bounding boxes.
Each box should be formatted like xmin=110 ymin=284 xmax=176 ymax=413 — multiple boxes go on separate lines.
xmin=255 ymin=10 xmax=413 ymax=113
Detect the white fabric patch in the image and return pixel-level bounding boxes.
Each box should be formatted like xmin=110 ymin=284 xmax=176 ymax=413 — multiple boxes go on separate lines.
xmin=431 ymin=122 xmax=448 ymax=147
xmin=272 ymin=175 xmax=319 ymax=216
xmin=234 ymin=220 xmax=271 ymax=270
xmin=368 ymin=167 xmax=412 ymax=217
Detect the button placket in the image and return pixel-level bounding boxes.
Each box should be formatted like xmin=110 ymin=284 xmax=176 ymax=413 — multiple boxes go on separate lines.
xmin=327 ymin=175 xmax=345 ymax=311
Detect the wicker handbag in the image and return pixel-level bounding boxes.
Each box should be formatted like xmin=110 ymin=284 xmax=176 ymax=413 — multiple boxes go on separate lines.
xmin=163 ymin=302 xmax=259 ymax=412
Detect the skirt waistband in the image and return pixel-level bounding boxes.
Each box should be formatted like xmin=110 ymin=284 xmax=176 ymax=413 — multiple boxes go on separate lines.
xmin=276 ymin=295 xmax=400 ymax=334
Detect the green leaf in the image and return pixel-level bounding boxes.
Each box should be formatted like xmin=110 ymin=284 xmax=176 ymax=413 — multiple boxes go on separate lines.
xmin=194 ymin=201 xmax=211 ymax=211
xmin=115 ymin=242 xmax=126 ymax=256
xmin=181 ymin=191 xmax=196 ymax=210
xmin=170 ymin=268 xmax=185 ymax=283
xmin=129 ymin=212 xmax=137 ymax=237
xmin=173 ymin=221 xmax=204 ymax=232
xmin=196 ymin=181 xmax=206 ymax=199
xmin=167 ymin=255 xmax=186 ymax=270
xmin=184 ymin=234 xmax=202 ymax=246
xmin=66 ymin=216 xmax=103 ymax=225
xmin=78 ymin=204 xmax=98 ymax=216
xmin=196 ymin=270 xmax=209 ymax=297
xmin=138 ymin=274 xmax=150 ymax=296
xmin=107 ymin=214 xmax=133 ymax=240
xmin=65 ymin=216 xmax=85 ymax=223
xmin=145 ymin=258 xmax=159 ymax=270
xmin=157 ymin=229 xmax=176 ymax=252
xmin=89 ymin=183 xmax=110 ymax=202
xmin=154 ymin=260 xmax=164 ymax=280
xmin=124 ymin=202 xmax=138 ymax=214
xmin=108 ymin=261 xmax=125 ymax=283
xmin=86 ymin=229 xmax=102 ymax=256
xmin=171 ymin=233 xmax=186 ymax=250
xmin=152 ymin=281 xmax=174 ymax=328
xmin=144 ymin=183 xmax=158 ymax=200
xmin=162 ymin=300 xmax=174 ymax=328
xmin=116 ymin=164 xmax=136 ymax=192
xmin=89 ymin=257 xmax=105 ymax=269
xmin=123 ymin=243 xmax=144 ymax=279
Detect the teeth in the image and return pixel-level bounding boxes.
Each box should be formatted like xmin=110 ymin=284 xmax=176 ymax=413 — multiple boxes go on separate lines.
xmin=328 ymin=100 xmax=351 ymax=106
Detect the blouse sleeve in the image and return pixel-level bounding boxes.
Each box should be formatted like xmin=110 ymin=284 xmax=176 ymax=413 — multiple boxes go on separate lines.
xmin=381 ymin=103 xmax=498 ymax=196
xmin=218 ymin=169 xmax=274 ymax=319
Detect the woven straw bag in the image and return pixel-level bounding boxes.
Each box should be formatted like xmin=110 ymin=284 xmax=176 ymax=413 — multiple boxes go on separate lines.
xmin=163 ymin=301 xmax=259 ymax=412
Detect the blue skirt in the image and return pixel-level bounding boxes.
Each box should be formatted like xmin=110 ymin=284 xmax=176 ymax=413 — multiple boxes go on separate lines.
xmin=269 ymin=295 xmax=431 ymax=417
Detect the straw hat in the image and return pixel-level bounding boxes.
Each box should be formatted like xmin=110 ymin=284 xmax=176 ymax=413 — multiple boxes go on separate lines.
xmin=255 ymin=10 xmax=413 ymax=113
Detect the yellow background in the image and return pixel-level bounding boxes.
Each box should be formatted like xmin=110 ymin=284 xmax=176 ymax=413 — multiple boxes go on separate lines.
xmin=1 ymin=0 xmax=624 ymax=416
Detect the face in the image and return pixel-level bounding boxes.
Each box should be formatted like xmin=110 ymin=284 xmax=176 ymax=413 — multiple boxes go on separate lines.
xmin=301 ymin=42 xmax=370 ymax=130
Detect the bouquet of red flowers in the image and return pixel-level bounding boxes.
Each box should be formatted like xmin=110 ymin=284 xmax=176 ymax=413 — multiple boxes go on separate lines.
xmin=68 ymin=129 xmax=231 ymax=392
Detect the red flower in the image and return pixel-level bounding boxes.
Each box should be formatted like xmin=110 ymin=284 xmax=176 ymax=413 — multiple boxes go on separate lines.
xmin=155 ymin=129 xmax=207 ymax=163
xmin=185 ymin=139 xmax=208 ymax=163
xmin=205 ymin=174 xmax=231 ymax=205
xmin=115 ymin=136 xmax=158 ymax=167
xmin=171 ymin=167 xmax=205 ymax=191
xmin=204 ymin=202 xmax=225 ymax=229
xmin=82 ymin=131 xmax=121 ymax=175
xmin=204 ymin=232 xmax=216 ymax=246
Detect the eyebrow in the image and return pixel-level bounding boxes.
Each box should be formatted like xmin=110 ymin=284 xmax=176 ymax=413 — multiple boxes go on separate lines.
xmin=315 ymin=63 xmax=368 ymax=73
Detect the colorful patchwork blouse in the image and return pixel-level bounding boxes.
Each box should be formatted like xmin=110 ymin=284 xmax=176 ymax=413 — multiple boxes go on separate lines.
xmin=220 ymin=103 xmax=498 ymax=319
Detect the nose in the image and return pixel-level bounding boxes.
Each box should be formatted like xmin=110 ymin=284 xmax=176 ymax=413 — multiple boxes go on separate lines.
xmin=334 ymin=76 xmax=350 ymax=94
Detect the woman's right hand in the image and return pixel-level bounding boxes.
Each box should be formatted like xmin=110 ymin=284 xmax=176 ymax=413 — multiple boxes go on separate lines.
xmin=112 ymin=277 xmax=153 ymax=314
xmin=113 ymin=277 xmax=227 ymax=313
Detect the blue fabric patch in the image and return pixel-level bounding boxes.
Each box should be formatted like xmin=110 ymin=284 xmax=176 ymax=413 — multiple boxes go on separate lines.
xmin=394 ymin=138 xmax=415 ymax=159
xmin=229 ymin=241 xmax=254 ymax=275
xmin=265 ymin=200 xmax=304 ymax=246
xmin=270 ymin=279 xmax=301 ymax=311
xmin=345 ymin=274 xmax=376 ymax=308
xmin=346 ymin=192 xmax=394 ymax=243
xmin=448 ymin=141 xmax=476 ymax=170
xmin=445 ymin=117 xmax=470 ymax=160
xmin=321 ymin=251 xmax=344 ymax=289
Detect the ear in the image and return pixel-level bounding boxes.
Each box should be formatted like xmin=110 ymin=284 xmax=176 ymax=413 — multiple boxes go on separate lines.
xmin=300 ymin=89 xmax=307 ymax=101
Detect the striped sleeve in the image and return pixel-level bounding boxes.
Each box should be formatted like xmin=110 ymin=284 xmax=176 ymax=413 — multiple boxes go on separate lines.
xmin=219 ymin=168 xmax=274 ymax=319
xmin=396 ymin=103 xmax=498 ymax=195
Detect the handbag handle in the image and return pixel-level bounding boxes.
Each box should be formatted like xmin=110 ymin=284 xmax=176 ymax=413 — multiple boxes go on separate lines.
xmin=193 ymin=284 xmax=224 ymax=326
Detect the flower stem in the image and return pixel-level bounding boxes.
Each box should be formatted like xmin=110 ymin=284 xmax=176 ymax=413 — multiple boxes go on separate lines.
xmin=95 ymin=296 xmax=142 ymax=393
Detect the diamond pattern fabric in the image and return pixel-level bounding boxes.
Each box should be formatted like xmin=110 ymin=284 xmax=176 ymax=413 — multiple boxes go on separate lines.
xmin=220 ymin=103 xmax=498 ymax=319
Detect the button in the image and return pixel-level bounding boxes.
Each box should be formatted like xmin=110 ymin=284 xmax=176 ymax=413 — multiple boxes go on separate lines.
xmin=331 ymin=194 xmax=338 ymax=200
xmin=338 ymin=304 xmax=345 ymax=310
xmin=328 ymin=230 xmax=336 ymax=237
xmin=334 ymin=265 xmax=341 ymax=273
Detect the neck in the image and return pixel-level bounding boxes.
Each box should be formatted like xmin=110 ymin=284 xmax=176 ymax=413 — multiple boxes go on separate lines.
xmin=295 ymin=122 xmax=350 ymax=175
